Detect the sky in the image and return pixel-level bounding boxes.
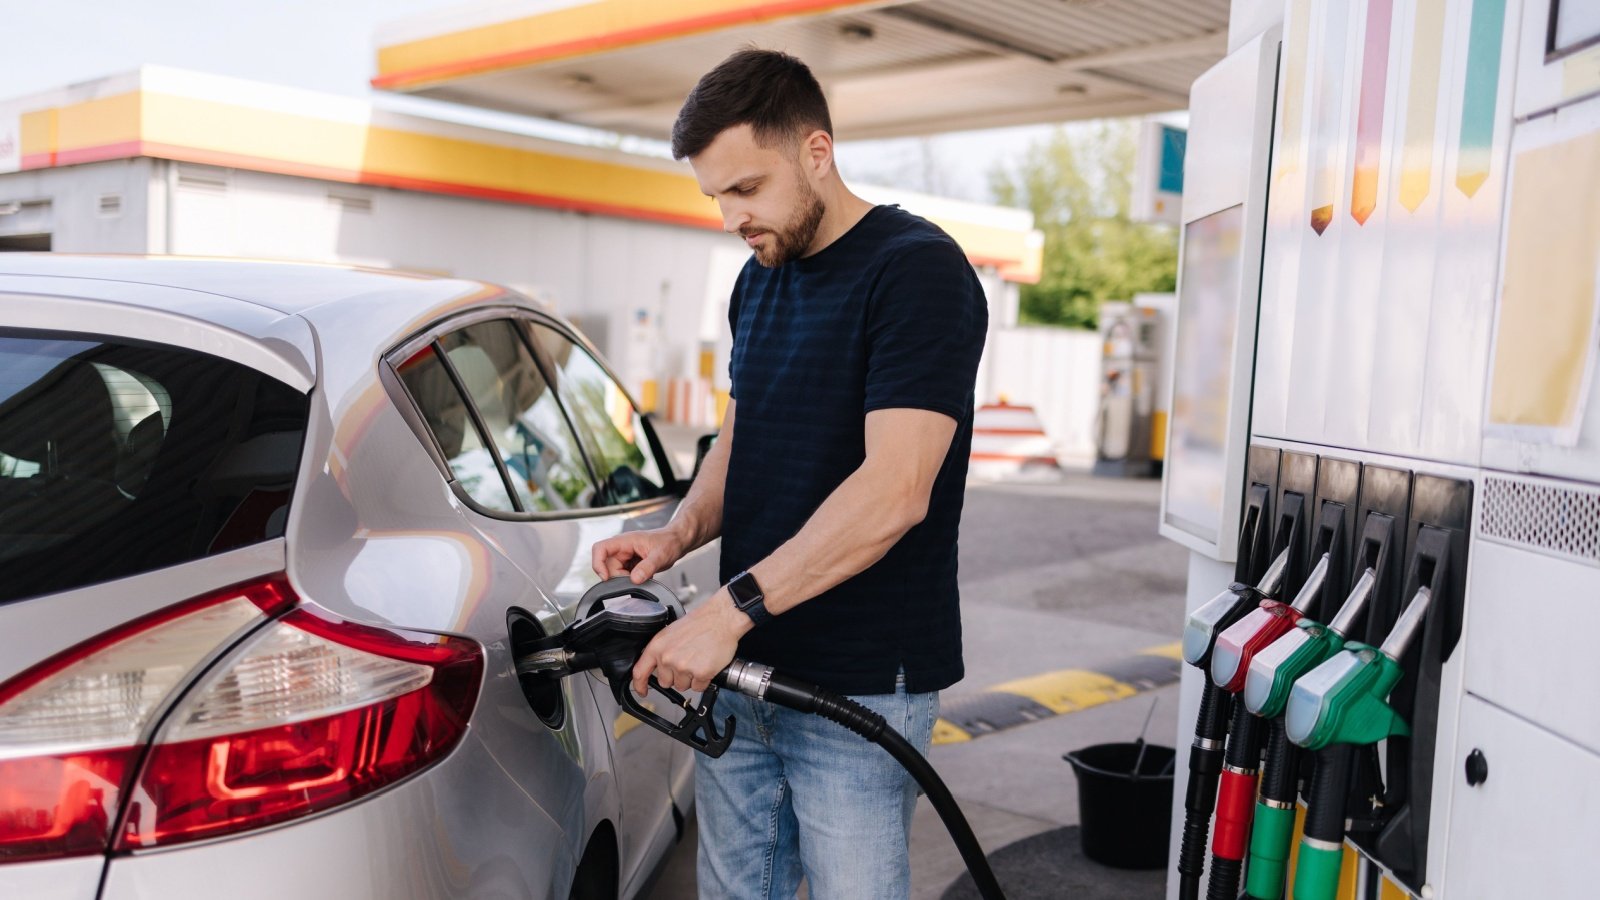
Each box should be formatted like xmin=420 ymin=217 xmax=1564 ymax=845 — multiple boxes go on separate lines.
xmin=2 ymin=0 xmax=1057 ymax=203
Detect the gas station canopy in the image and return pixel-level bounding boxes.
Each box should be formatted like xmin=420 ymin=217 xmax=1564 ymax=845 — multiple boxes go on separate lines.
xmin=374 ymin=0 xmax=1229 ymax=141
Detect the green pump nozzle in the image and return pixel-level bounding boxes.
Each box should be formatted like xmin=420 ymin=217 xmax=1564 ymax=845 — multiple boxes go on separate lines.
xmin=1284 ymin=585 xmax=1431 ymax=750
xmin=1242 ymin=565 xmax=1377 ymax=717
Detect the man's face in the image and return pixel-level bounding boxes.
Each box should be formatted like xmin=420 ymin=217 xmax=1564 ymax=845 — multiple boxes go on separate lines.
xmin=690 ymin=124 xmax=825 ymax=267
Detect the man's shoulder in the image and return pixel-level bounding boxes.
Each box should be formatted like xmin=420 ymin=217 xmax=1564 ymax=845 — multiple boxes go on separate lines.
xmin=866 ymin=209 xmax=981 ymax=295
xmin=869 ymin=205 xmax=964 ymax=258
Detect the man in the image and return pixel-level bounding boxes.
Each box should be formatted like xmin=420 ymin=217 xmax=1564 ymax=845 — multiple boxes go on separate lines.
xmin=590 ymin=49 xmax=987 ymax=899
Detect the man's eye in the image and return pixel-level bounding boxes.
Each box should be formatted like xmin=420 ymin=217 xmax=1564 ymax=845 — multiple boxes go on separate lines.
xmin=733 ymin=185 xmax=756 ymax=196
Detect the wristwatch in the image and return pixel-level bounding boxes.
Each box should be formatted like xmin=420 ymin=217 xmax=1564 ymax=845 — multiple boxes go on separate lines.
xmin=726 ymin=570 xmax=773 ymax=628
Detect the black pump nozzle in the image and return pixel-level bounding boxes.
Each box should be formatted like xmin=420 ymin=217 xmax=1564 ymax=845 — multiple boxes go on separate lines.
xmin=514 ymin=577 xmax=735 ymax=757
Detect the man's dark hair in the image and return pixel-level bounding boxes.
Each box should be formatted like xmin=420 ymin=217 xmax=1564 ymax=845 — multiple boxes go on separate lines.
xmin=671 ymin=49 xmax=833 ymax=160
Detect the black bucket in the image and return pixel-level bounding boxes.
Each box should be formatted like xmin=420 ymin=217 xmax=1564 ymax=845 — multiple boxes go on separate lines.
xmin=1062 ymin=741 xmax=1176 ymax=870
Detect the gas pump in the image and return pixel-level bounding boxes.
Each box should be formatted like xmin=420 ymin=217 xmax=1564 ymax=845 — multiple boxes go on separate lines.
xmin=1093 ymin=302 xmax=1161 ymax=478
xmin=1160 ymin=2 xmax=1600 ymax=896
xmin=1285 ymin=585 xmax=1430 ymax=751
xmin=518 ymin=579 xmax=1008 ymax=899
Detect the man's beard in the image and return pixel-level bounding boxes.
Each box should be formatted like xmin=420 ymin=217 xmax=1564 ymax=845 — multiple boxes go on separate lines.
xmin=746 ymin=181 xmax=825 ymax=267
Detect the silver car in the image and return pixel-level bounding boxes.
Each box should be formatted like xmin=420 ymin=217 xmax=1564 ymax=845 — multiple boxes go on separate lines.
xmin=0 ymin=255 xmax=716 ymax=899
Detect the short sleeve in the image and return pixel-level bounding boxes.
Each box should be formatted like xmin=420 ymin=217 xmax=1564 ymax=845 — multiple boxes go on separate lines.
xmin=726 ymin=264 xmax=749 ymax=400
xmin=863 ymin=240 xmax=989 ymax=419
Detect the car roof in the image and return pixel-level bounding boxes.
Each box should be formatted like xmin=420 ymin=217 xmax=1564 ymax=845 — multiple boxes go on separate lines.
xmin=0 ymin=255 xmax=539 ymax=393
xmin=0 ymin=254 xmax=503 ymax=323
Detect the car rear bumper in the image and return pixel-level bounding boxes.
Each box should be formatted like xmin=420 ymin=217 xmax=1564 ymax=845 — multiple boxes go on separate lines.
xmin=98 ymin=729 xmax=577 ymax=900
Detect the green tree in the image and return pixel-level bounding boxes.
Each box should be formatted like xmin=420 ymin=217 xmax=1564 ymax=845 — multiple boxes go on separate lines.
xmin=990 ymin=122 xmax=1178 ymax=330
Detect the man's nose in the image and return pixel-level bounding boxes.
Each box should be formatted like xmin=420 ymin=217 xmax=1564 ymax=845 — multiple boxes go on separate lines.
xmin=720 ymin=203 xmax=749 ymax=234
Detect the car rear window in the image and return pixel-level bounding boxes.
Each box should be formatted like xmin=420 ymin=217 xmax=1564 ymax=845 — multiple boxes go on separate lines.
xmin=0 ymin=329 xmax=310 ymax=603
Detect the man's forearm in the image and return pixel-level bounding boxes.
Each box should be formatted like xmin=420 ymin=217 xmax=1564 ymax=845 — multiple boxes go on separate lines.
xmin=669 ymin=467 xmax=725 ymax=551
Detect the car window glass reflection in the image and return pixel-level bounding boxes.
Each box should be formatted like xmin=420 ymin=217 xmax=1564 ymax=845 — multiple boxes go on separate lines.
xmin=526 ymin=324 xmax=667 ymax=506
xmin=439 ymin=321 xmax=597 ymax=513
xmin=394 ymin=343 xmax=518 ymax=513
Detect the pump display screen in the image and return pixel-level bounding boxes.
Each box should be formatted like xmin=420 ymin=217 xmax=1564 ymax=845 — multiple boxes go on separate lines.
xmin=1163 ymin=204 xmax=1246 ymax=546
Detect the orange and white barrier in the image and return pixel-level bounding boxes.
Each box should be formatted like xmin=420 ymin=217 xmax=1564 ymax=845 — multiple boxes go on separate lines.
xmin=970 ymin=400 xmax=1061 ymax=479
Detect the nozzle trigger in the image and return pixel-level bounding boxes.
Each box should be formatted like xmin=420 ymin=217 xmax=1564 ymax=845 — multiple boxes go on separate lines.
xmin=614 ymin=676 xmax=736 ymax=758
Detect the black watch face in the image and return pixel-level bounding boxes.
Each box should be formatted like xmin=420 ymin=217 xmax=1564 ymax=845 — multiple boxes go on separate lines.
xmin=730 ymin=572 xmax=761 ymax=607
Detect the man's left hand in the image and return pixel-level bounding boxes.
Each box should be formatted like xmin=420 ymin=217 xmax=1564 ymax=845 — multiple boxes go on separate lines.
xmin=631 ymin=587 xmax=753 ymax=696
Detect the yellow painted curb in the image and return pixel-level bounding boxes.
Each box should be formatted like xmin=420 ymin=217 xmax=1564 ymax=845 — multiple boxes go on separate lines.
xmin=931 ymin=720 xmax=974 ymax=745
xmin=992 ymin=670 xmax=1138 ymax=715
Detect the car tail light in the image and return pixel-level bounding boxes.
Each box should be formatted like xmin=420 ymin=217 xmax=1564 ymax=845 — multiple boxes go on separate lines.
xmin=0 ymin=578 xmax=293 ymax=863
xmin=0 ymin=576 xmax=483 ymax=863
xmin=117 ymin=606 xmax=482 ymax=850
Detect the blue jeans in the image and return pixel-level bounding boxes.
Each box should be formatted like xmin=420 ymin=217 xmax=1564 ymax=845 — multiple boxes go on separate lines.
xmin=694 ymin=672 xmax=939 ymax=900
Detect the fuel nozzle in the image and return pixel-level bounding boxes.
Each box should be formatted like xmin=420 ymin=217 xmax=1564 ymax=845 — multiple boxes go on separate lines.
xmin=514 ymin=577 xmax=735 ymax=757
xmin=1182 ymin=546 xmax=1291 ymax=668
xmin=1210 ymin=551 xmax=1332 ymax=692
xmin=1284 ymin=585 xmax=1431 ymax=750
xmin=1242 ymin=565 xmax=1378 ymax=717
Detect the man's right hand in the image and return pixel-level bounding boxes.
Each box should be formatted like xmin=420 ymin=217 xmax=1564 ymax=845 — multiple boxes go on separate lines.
xmin=591 ymin=526 xmax=689 ymax=584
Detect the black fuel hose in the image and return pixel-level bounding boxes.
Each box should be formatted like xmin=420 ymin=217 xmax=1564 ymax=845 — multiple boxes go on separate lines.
xmin=717 ymin=662 xmax=1006 ymax=900
xmin=1241 ymin=718 xmax=1300 ymax=899
xmin=1177 ymin=681 xmax=1230 ymax=900
xmin=1257 ymin=718 xmax=1298 ymax=809
xmin=1290 ymin=743 xmax=1356 ymax=900
xmin=1302 ymin=743 xmax=1354 ymax=847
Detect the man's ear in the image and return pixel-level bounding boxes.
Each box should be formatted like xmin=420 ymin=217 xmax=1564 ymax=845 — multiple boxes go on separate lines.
xmin=800 ymin=129 xmax=834 ymax=179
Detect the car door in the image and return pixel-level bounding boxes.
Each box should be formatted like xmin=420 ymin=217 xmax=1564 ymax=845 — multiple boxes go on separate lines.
xmin=390 ymin=310 xmax=715 ymax=895
xmin=520 ymin=318 xmax=723 ymax=878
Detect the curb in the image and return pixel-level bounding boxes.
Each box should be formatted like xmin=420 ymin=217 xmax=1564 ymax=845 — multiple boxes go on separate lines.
xmin=932 ymin=642 xmax=1182 ymax=745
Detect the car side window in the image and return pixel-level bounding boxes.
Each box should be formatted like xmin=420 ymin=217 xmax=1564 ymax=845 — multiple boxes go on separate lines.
xmin=437 ymin=321 xmax=598 ymax=513
xmin=526 ymin=323 xmax=669 ymax=506
xmin=393 ymin=342 xmax=518 ymax=513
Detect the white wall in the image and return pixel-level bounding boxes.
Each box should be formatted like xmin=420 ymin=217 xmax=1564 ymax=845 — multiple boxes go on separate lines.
xmin=985 ymin=326 xmax=1103 ymax=464
xmin=0 ymin=158 xmax=153 ymax=252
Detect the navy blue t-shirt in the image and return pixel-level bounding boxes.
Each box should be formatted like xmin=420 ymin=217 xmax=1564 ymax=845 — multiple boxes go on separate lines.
xmin=721 ymin=204 xmax=988 ymax=695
